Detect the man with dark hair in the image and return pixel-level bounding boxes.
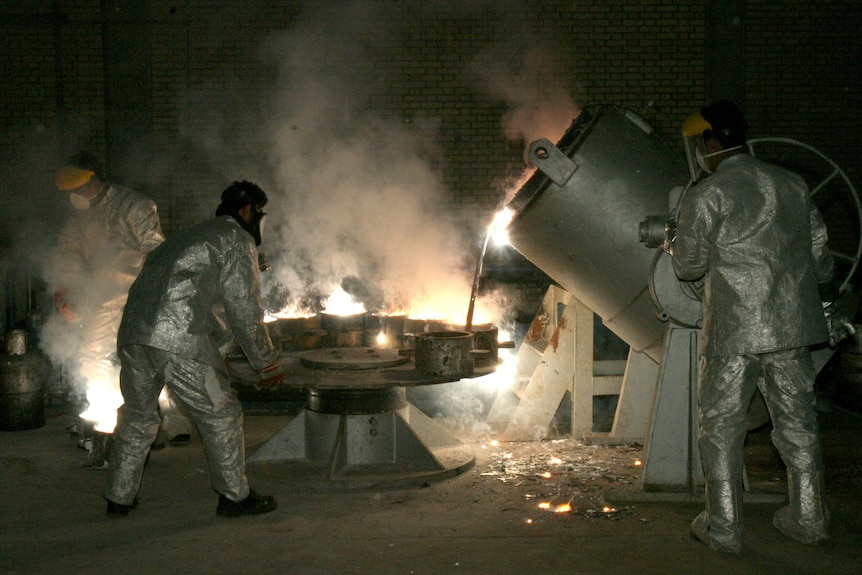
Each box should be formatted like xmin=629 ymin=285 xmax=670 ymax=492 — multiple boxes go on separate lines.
xmin=672 ymin=101 xmax=835 ymax=552
xmin=104 ymin=180 xmax=284 ymax=518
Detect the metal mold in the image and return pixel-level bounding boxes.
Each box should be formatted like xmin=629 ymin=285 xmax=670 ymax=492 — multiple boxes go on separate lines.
xmin=414 ymin=331 xmax=475 ymax=377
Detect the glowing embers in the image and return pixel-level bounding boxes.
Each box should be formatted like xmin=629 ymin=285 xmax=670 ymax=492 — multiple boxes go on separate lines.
xmin=479 ymin=437 xmax=642 ymax=523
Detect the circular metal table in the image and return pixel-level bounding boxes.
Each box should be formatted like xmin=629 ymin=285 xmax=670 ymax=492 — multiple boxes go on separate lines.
xmin=229 ymin=348 xmax=490 ymax=489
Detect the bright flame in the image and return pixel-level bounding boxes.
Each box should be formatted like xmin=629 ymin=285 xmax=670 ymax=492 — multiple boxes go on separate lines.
xmin=470 ymin=335 xmax=517 ymax=392
xmin=602 ymin=506 xmax=617 ymax=513
xmin=554 ymin=503 xmax=572 ymax=513
xmin=490 ymin=208 xmax=514 ymax=246
xmin=376 ymin=332 xmax=388 ymax=346
xmin=323 ymin=286 xmax=366 ymax=315
xmin=538 ymin=502 xmax=552 ymax=510
xmin=634 ymin=459 xmax=642 ymax=467
xmin=272 ymin=300 xmax=318 ymax=319
xmin=78 ymin=371 xmax=123 ymax=433
xmin=539 ymin=471 xmax=552 ymax=479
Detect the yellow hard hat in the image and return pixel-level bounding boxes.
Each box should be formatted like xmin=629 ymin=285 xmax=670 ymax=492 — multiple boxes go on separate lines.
xmin=55 ymin=166 xmax=95 ymax=191
xmin=681 ymin=111 xmax=712 ymax=137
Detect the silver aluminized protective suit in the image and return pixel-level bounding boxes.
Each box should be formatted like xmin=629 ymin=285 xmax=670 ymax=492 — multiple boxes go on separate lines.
xmin=105 ymin=216 xmax=278 ymax=504
xmin=47 ymin=184 xmax=165 ymax=431
xmin=672 ymin=153 xmax=833 ymax=550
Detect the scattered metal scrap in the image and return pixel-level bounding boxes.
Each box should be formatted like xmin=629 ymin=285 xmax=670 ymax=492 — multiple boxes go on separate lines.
xmin=480 ymin=438 xmax=643 ymax=520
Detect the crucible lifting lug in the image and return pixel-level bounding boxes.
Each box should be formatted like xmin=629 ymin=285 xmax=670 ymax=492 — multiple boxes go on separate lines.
xmin=528 ymin=138 xmax=579 ymax=187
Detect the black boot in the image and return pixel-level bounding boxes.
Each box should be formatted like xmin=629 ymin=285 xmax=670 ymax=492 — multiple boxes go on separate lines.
xmin=216 ymin=489 xmax=277 ymax=518
xmin=106 ymin=497 xmax=138 ymax=517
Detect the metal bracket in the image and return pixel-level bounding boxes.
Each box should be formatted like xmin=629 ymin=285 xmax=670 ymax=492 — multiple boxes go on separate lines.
xmin=528 ymin=138 xmax=579 ymax=187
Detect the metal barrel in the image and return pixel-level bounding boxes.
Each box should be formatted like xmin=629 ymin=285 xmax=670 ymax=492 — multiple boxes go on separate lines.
xmin=506 ymin=105 xmax=690 ymax=360
xmin=0 ymin=330 xmax=46 ymax=431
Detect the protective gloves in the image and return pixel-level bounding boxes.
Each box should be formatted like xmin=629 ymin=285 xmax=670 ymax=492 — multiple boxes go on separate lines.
xmin=662 ymin=217 xmax=677 ymax=255
xmin=53 ymin=289 xmax=79 ymax=322
xmin=822 ymin=290 xmax=857 ymax=347
xmin=255 ymin=361 xmax=285 ymax=391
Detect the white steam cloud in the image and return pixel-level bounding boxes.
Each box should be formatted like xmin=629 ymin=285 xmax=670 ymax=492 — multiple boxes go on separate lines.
xmin=255 ymin=2 xmax=480 ymax=323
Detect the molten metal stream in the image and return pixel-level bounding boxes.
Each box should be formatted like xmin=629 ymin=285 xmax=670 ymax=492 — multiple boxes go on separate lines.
xmin=465 ymin=225 xmax=493 ymax=332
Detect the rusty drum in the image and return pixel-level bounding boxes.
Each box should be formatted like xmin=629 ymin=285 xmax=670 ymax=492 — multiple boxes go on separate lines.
xmin=0 ymin=330 xmax=46 ymax=431
xmin=414 ymin=331 xmax=475 ymax=378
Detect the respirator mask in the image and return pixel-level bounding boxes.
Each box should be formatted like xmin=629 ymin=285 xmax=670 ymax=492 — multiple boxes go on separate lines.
xmin=239 ymin=209 xmax=266 ymax=246
xmin=69 ymin=192 xmax=92 ymax=210
xmin=695 ymin=145 xmax=743 ymax=175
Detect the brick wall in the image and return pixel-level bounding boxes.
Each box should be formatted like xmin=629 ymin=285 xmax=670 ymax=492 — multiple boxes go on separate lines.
xmin=1 ymin=0 xmax=860 ymax=319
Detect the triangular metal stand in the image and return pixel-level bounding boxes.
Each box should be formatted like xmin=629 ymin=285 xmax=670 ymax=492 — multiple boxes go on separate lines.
xmin=486 ymin=285 xmax=659 ymax=443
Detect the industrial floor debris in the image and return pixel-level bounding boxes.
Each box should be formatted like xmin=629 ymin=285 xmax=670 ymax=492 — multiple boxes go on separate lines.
xmin=2 ymin=401 xmax=861 ymax=575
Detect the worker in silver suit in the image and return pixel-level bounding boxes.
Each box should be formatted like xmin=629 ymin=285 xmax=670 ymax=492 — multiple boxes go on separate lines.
xmin=670 ymin=101 xmax=834 ymax=552
xmin=49 ymin=153 xmax=192 ymax=455
xmin=104 ymin=180 xmax=285 ymax=518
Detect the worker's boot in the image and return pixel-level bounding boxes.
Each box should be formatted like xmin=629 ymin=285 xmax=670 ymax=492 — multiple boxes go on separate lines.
xmin=106 ymin=497 xmax=138 ymax=517
xmin=216 ymin=489 xmax=277 ymax=518
xmin=691 ymin=480 xmax=743 ymax=553
xmin=773 ymin=468 xmax=829 ymax=545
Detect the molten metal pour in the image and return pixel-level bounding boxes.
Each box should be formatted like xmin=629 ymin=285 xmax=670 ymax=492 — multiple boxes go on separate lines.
xmin=465 ymin=209 xmax=512 ymax=332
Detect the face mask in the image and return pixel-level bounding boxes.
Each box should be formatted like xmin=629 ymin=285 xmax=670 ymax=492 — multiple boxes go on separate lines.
xmin=69 ymin=192 xmax=91 ymax=210
xmin=696 ymin=145 xmax=744 ymax=175
xmin=238 ymin=211 xmax=266 ymax=246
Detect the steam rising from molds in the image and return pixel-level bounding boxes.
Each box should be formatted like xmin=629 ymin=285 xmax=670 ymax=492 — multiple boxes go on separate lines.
xmin=255 ymin=2 xmax=482 ymax=321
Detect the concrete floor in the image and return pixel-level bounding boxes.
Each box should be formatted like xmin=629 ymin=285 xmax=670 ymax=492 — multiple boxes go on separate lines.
xmin=1 ymin=397 xmax=861 ymax=575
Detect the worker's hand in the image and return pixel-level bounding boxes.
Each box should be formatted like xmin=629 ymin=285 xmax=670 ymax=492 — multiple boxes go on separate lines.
xmin=255 ymin=362 xmax=285 ymax=391
xmin=823 ymin=289 xmax=858 ymax=347
xmin=662 ymin=217 xmax=677 ymax=255
xmin=53 ymin=290 xmax=79 ymax=323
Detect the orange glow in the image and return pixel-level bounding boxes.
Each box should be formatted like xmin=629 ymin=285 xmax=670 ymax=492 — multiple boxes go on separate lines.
xmin=538 ymin=502 xmax=552 ymax=510
xmin=554 ymin=503 xmax=572 ymax=513
xmin=323 ymin=286 xmax=366 ymax=315
xmin=271 ymin=304 xmax=317 ymax=319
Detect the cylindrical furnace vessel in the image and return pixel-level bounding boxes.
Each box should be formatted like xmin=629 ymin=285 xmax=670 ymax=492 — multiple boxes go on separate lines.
xmin=506 ymin=105 xmax=690 ymax=360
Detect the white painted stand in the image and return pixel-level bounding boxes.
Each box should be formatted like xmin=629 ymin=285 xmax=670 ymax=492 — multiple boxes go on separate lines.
xmin=486 ymin=285 xmax=657 ymax=442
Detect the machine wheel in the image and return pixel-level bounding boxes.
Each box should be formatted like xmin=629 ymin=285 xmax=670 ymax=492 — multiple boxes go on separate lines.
xmin=748 ymin=137 xmax=862 ymax=291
